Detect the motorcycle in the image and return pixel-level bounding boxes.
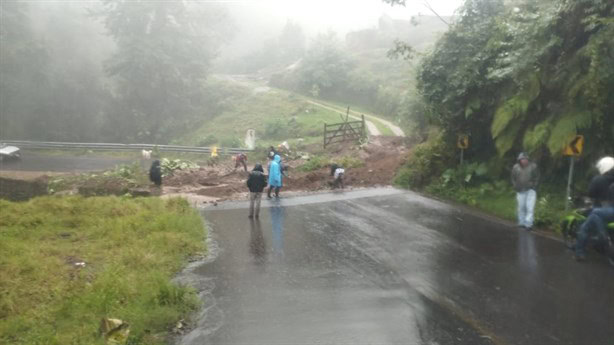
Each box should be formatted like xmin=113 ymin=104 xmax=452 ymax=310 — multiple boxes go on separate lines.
xmin=561 ymin=203 xmax=614 ymax=267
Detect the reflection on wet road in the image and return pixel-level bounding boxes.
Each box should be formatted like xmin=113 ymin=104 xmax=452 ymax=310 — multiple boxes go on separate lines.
xmin=178 ymin=188 xmax=614 ymax=345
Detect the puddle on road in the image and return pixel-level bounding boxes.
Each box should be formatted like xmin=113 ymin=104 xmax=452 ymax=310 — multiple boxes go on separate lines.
xmin=202 ymin=186 xmax=404 ymax=211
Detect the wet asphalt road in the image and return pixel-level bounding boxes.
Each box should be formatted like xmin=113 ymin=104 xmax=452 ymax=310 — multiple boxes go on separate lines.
xmin=0 ymin=151 xmax=133 ymax=172
xmin=177 ymin=188 xmax=614 ymax=345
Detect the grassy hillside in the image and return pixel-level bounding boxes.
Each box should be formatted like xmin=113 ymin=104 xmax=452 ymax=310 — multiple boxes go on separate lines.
xmin=179 ymin=82 xmax=354 ymax=149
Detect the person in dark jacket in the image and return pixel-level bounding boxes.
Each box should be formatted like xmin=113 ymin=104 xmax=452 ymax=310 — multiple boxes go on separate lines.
xmin=149 ymin=160 xmax=162 ymax=186
xmin=575 ymin=156 xmax=614 ymax=261
xmin=247 ymin=164 xmax=267 ymax=218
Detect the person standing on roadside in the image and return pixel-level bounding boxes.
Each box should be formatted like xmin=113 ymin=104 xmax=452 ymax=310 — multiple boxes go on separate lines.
xmin=149 ymin=160 xmax=162 ymax=187
xmin=267 ymin=155 xmax=283 ymax=199
xmin=511 ymin=152 xmax=540 ymax=230
xmin=247 ymin=164 xmax=267 ymax=218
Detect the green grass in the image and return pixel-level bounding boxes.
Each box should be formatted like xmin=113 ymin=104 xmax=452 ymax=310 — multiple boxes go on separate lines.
xmin=181 ymin=86 xmax=351 ymax=148
xmin=48 ymin=162 xmax=151 ymax=196
xmin=423 ymin=181 xmax=568 ymax=230
xmin=297 ymin=154 xmax=365 ymax=172
xmin=298 ymin=97 xmax=395 ymax=136
xmin=0 ymin=196 xmax=206 ymax=345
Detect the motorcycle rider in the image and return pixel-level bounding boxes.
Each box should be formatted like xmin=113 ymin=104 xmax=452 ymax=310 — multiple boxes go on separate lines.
xmin=574 ymin=156 xmax=614 ymax=261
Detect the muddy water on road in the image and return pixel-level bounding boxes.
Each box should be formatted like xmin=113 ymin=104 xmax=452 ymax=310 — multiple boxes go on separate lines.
xmin=178 ymin=189 xmax=614 ymax=345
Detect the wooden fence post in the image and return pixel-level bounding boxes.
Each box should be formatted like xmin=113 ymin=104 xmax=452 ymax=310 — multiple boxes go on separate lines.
xmin=323 ymin=123 xmax=327 ymax=148
xmin=361 ymin=114 xmax=366 ymax=140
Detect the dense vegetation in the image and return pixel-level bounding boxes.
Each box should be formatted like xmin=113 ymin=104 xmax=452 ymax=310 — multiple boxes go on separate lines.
xmin=268 ymin=16 xmax=448 ymax=121
xmin=178 ymin=80 xmax=354 ymax=149
xmin=398 ymin=0 xmax=613 ymax=184
xmin=0 ymin=196 xmax=205 ymax=344
xmin=394 ymin=0 xmax=613 ymax=227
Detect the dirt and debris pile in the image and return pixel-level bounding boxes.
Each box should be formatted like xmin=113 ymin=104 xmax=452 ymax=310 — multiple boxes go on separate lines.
xmin=162 ymin=136 xmax=407 ymax=201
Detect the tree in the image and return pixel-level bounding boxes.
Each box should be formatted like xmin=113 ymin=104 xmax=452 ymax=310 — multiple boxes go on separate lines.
xmin=0 ymin=1 xmax=49 ymax=140
xmin=415 ymin=0 xmax=614 ymax=173
xmin=98 ymin=0 xmax=222 ymax=142
xmin=298 ymin=32 xmax=352 ymax=98
xmin=278 ymin=21 xmax=306 ymax=65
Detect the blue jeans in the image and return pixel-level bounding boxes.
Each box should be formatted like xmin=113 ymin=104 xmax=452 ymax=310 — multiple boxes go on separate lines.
xmin=575 ymin=206 xmax=614 ymax=257
xmin=516 ymin=189 xmax=536 ymax=227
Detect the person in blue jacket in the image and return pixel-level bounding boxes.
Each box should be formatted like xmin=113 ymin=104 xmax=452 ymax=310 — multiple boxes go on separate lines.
xmin=267 ymin=154 xmax=283 ymax=199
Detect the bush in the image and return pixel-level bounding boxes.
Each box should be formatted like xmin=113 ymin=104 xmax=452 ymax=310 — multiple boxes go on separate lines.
xmin=197 ymin=134 xmax=218 ymax=146
xmin=394 ymin=129 xmax=452 ymax=189
xmin=441 ymin=162 xmax=489 ymax=187
xmin=220 ymin=137 xmax=242 ymax=148
xmin=338 ymin=156 xmax=364 ymax=169
xmin=297 ymin=155 xmax=364 ymax=173
xmin=297 ymin=155 xmax=330 ymax=172
xmin=264 ymin=118 xmax=289 ymax=139
xmin=160 ymin=158 xmax=199 ymax=177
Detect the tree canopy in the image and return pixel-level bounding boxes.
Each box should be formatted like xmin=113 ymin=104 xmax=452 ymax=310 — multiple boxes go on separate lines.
xmin=98 ymin=0 xmax=223 ymax=142
xmin=415 ymin=0 xmax=613 ymax=169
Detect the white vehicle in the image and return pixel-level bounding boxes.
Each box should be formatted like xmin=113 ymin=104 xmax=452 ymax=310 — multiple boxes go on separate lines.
xmin=0 ymin=144 xmax=21 ymax=161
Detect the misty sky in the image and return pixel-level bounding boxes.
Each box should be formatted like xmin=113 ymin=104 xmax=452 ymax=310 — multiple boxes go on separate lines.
xmin=225 ymin=0 xmax=463 ymax=32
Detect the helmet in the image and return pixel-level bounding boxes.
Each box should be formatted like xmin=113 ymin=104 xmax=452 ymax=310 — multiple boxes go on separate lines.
xmin=596 ymin=156 xmax=614 ymax=175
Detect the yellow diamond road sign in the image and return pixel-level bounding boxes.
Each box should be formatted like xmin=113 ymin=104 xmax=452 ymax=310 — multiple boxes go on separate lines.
xmin=457 ymin=135 xmax=469 ymax=149
xmin=563 ymin=135 xmax=584 ymax=156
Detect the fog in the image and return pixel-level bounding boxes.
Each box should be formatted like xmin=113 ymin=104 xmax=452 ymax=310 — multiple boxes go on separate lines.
xmin=0 ymin=0 xmax=460 ymax=144
xmin=221 ymin=0 xmax=462 ymax=57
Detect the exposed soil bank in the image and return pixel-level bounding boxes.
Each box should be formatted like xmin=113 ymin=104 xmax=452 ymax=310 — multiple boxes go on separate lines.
xmin=0 ymin=176 xmax=49 ymax=201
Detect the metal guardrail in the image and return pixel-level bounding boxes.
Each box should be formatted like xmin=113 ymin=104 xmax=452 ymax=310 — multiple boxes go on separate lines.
xmin=1 ymin=140 xmax=253 ymax=154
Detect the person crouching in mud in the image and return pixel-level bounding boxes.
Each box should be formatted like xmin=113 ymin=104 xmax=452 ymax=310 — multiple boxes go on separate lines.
xmin=330 ymin=163 xmax=345 ymax=189
xmin=267 ymin=155 xmax=283 ymax=199
xmin=247 ymin=164 xmax=267 ymax=218
xmin=234 ymin=152 xmax=248 ymax=172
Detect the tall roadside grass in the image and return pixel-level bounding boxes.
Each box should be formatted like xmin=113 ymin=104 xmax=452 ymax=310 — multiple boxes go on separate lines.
xmin=0 ymin=196 xmax=206 ymax=345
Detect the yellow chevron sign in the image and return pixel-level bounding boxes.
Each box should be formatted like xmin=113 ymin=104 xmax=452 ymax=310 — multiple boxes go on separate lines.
xmin=457 ymin=135 xmax=469 ymax=149
xmin=563 ymin=135 xmax=584 ymax=156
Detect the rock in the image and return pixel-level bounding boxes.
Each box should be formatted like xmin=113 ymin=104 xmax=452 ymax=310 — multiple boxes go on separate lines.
xmin=172 ymin=319 xmax=187 ymax=334
xmin=100 ymin=318 xmax=130 ymax=345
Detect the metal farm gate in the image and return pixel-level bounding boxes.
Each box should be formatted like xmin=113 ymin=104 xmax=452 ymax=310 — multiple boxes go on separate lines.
xmin=323 ymin=107 xmax=366 ymax=148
